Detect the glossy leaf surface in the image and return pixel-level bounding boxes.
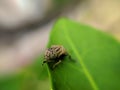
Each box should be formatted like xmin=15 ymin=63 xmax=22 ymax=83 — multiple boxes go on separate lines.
xmin=47 ymin=18 xmax=120 ymax=90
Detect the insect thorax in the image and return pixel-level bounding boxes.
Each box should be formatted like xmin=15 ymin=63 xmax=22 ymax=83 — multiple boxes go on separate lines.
xmin=44 ymin=45 xmax=66 ymax=60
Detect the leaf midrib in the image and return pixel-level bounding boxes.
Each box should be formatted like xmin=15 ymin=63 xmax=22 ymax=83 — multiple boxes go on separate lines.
xmin=61 ymin=20 xmax=99 ymax=90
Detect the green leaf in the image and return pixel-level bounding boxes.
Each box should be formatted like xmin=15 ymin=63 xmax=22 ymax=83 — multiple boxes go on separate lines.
xmin=47 ymin=18 xmax=120 ymax=90
xmin=0 ymin=56 xmax=50 ymax=90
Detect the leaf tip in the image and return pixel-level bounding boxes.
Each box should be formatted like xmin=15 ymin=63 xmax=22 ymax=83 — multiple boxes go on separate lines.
xmin=55 ymin=17 xmax=68 ymax=24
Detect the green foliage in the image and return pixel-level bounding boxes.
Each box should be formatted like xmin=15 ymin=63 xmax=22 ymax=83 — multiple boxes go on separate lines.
xmin=47 ymin=18 xmax=120 ymax=90
xmin=0 ymin=56 xmax=50 ymax=90
xmin=0 ymin=74 xmax=25 ymax=90
xmin=0 ymin=18 xmax=120 ymax=90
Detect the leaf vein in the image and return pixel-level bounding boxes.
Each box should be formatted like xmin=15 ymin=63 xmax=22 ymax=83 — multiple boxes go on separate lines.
xmin=61 ymin=21 xmax=99 ymax=90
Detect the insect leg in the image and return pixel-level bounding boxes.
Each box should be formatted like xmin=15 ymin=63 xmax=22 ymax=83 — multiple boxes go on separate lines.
xmin=67 ymin=54 xmax=76 ymax=62
xmin=42 ymin=61 xmax=47 ymax=66
xmin=42 ymin=60 xmax=54 ymax=66
xmin=52 ymin=60 xmax=62 ymax=69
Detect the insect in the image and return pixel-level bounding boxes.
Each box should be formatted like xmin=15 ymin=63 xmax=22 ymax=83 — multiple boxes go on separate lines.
xmin=42 ymin=45 xmax=68 ymax=69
